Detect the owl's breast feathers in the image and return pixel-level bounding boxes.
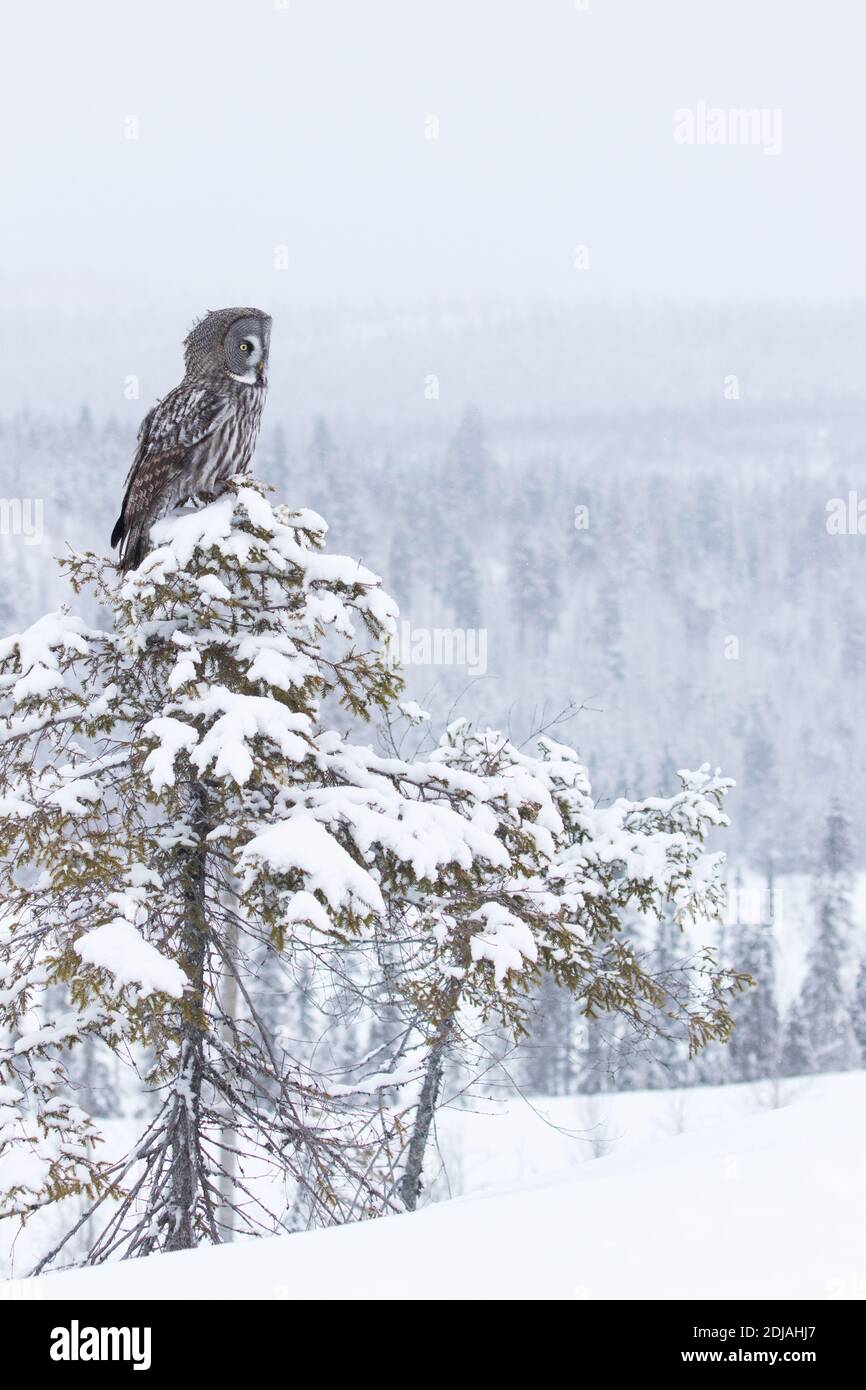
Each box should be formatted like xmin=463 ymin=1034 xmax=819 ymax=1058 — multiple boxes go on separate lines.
xmin=111 ymin=375 xmax=267 ymax=572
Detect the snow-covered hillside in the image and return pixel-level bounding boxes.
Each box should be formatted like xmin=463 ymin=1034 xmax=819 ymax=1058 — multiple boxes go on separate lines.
xmin=22 ymin=1072 xmax=866 ymax=1301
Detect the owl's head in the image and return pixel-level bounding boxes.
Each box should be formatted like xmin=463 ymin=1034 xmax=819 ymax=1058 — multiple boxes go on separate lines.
xmin=183 ymin=307 xmax=272 ymax=386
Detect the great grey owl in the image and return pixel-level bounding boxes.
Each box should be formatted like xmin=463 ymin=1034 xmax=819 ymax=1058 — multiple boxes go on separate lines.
xmin=111 ymin=307 xmax=272 ymax=571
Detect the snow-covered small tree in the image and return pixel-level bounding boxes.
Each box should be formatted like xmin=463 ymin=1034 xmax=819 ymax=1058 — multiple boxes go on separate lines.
xmin=794 ymin=804 xmax=860 ymax=1075
xmin=779 ymin=998 xmax=812 ymax=1079
xmin=727 ymin=921 xmax=780 ymax=1083
xmin=381 ymin=725 xmax=748 ymax=1208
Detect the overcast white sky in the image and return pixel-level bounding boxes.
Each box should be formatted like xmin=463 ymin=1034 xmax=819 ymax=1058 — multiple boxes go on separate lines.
xmin=1 ymin=0 xmax=864 ymax=307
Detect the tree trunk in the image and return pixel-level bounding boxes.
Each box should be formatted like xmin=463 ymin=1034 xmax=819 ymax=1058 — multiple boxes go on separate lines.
xmin=400 ymin=980 xmax=461 ymax=1212
xmin=165 ymin=780 xmax=209 ymax=1251
xmin=218 ymin=902 xmax=239 ymax=1240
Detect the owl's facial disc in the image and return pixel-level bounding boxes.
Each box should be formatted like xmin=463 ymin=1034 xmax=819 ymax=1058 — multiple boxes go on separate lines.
xmin=224 ymin=317 xmax=268 ymax=386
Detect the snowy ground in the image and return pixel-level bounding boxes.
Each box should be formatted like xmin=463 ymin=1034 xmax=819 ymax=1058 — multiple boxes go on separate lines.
xmin=11 ymin=1071 xmax=865 ymax=1301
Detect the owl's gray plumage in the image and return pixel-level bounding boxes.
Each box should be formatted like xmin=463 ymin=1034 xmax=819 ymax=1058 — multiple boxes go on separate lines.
xmin=111 ymin=307 xmax=271 ymax=571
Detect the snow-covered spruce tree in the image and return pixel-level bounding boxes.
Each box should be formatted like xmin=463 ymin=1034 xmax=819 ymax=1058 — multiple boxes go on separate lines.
xmin=374 ymin=723 xmax=749 ymax=1209
xmin=0 ymin=488 xmax=374 ymax=1255
xmin=726 ymin=919 xmax=781 ymax=1083
xmin=779 ymin=998 xmax=812 ymax=1079
xmin=795 ymin=804 xmax=860 ymax=1075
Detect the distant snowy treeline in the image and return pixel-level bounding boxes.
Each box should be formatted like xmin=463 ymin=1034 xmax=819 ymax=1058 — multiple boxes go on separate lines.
xmin=2 ymin=391 xmax=864 ymax=876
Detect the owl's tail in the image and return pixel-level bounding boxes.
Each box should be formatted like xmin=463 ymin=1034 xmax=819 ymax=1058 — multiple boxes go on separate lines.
xmin=111 ymin=511 xmax=148 ymax=573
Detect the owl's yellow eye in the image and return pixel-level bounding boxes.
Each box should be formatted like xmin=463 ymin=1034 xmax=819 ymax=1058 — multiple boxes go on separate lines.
xmin=239 ymin=342 xmax=250 ymax=352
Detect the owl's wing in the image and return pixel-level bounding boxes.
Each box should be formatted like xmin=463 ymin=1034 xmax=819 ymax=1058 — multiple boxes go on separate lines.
xmin=111 ymin=384 xmax=232 ymax=564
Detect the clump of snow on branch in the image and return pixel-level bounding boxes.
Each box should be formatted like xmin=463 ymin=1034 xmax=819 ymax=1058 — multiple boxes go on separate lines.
xmin=75 ymin=923 xmax=187 ymax=1000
